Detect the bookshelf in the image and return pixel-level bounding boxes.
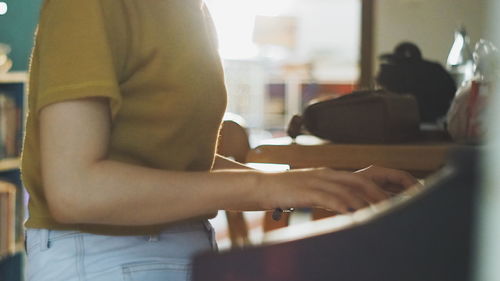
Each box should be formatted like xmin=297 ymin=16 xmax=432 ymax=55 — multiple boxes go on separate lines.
xmin=0 ymin=158 xmax=21 ymax=171
xmin=0 ymin=71 xmax=27 ymax=281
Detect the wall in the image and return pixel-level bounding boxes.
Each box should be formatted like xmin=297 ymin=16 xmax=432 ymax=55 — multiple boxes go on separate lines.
xmin=374 ymin=0 xmax=486 ymax=67
xmin=290 ymin=0 xmax=361 ymax=81
xmin=0 ymin=0 xmax=43 ymax=71
xmin=206 ymin=0 xmax=361 ymax=81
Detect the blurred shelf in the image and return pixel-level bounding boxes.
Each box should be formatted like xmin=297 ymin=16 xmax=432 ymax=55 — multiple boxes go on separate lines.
xmin=0 ymin=242 xmax=24 ymax=262
xmin=0 ymin=73 xmax=27 ymax=281
xmin=15 ymin=242 xmax=24 ymax=253
xmin=0 ymin=158 xmax=21 ymax=172
xmin=0 ymin=72 xmax=28 ymax=83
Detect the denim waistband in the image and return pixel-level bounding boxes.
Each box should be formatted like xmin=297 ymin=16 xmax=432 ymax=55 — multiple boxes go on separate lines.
xmin=26 ymin=220 xmax=217 ymax=253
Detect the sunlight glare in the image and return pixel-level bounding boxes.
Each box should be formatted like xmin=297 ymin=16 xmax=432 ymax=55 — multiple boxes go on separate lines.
xmin=205 ymin=0 xmax=294 ymax=59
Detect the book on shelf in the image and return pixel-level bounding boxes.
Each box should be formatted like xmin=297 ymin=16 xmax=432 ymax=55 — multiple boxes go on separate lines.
xmin=0 ymin=93 xmax=20 ymax=158
xmin=0 ymin=72 xmax=27 ymax=160
xmin=0 ymin=181 xmax=16 ymax=258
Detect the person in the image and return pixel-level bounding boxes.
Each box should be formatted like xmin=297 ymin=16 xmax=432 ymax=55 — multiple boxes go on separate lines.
xmin=21 ymin=0 xmax=419 ymax=281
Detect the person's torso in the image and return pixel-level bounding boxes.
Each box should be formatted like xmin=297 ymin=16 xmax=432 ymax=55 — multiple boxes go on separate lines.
xmin=22 ymin=0 xmax=227 ymax=235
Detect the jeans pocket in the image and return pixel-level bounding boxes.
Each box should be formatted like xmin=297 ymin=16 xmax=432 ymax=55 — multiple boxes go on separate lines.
xmin=122 ymin=260 xmax=191 ymax=281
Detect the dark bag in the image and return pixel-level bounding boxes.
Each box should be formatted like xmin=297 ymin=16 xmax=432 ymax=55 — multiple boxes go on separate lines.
xmin=376 ymin=42 xmax=456 ymax=123
xmin=288 ymin=90 xmax=420 ymax=143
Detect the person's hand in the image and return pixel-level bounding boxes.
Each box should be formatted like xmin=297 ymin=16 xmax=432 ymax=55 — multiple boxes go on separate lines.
xmin=257 ymin=168 xmax=390 ymax=214
xmin=354 ymin=165 xmax=421 ymax=196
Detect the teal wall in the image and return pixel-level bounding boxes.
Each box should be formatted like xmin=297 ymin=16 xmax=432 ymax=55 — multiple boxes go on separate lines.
xmin=0 ymin=0 xmax=43 ymax=71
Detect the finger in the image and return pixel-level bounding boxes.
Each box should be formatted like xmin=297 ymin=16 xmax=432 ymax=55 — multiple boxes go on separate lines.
xmin=372 ymin=167 xmax=419 ymax=189
xmin=283 ymin=178 xmax=366 ymax=212
xmin=356 ymin=166 xmax=419 ymax=189
xmin=313 ymin=179 xmax=369 ymax=210
xmin=383 ymin=183 xmax=407 ymax=194
xmin=317 ymin=169 xmax=389 ymax=203
xmin=306 ymin=189 xmax=351 ymax=214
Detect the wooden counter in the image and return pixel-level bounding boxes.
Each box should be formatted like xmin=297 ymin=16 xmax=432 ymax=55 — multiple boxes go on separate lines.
xmin=247 ymin=135 xmax=459 ymax=178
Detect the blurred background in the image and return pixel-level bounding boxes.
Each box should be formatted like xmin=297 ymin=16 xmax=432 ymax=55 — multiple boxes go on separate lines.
xmin=0 ymin=0 xmax=486 ymax=144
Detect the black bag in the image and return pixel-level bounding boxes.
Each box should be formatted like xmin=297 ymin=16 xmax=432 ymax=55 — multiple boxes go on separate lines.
xmin=288 ymin=90 xmax=420 ymax=143
xmin=376 ymin=42 xmax=456 ymax=123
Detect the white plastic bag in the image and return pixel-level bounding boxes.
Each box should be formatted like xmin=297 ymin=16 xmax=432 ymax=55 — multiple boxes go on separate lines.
xmin=447 ymin=40 xmax=499 ymax=143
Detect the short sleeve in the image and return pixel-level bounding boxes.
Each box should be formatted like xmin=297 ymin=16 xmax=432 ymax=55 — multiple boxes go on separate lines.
xmin=34 ymin=0 xmax=125 ymax=117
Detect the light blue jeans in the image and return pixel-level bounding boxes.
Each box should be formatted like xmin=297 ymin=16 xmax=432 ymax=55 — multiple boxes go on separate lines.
xmin=25 ymin=221 xmax=217 ymax=281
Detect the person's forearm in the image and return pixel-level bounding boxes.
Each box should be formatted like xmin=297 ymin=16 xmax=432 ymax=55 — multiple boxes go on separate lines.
xmin=49 ymin=159 xmax=264 ymax=226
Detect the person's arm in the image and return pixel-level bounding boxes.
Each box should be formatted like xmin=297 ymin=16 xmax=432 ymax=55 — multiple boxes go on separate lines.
xmin=212 ymin=156 xmax=420 ymax=195
xmin=355 ymin=165 xmax=422 ymax=195
xmin=40 ymin=98 xmax=410 ymax=227
xmin=40 ymin=98 xmax=266 ymax=225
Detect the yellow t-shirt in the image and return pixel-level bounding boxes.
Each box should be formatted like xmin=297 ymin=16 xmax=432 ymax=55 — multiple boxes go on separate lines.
xmin=21 ymin=0 xmax=227 ymax=235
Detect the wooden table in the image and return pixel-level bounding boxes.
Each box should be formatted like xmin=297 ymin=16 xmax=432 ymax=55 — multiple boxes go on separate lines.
xmin=246 ymin=135 xmax=461 ymax=229
xmin=247 ymin=135 xmax=458 ymax=178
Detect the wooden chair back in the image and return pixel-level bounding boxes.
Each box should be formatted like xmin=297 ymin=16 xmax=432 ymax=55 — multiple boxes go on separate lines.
xmin=217 ymin=120 xmax=251 ymax=248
